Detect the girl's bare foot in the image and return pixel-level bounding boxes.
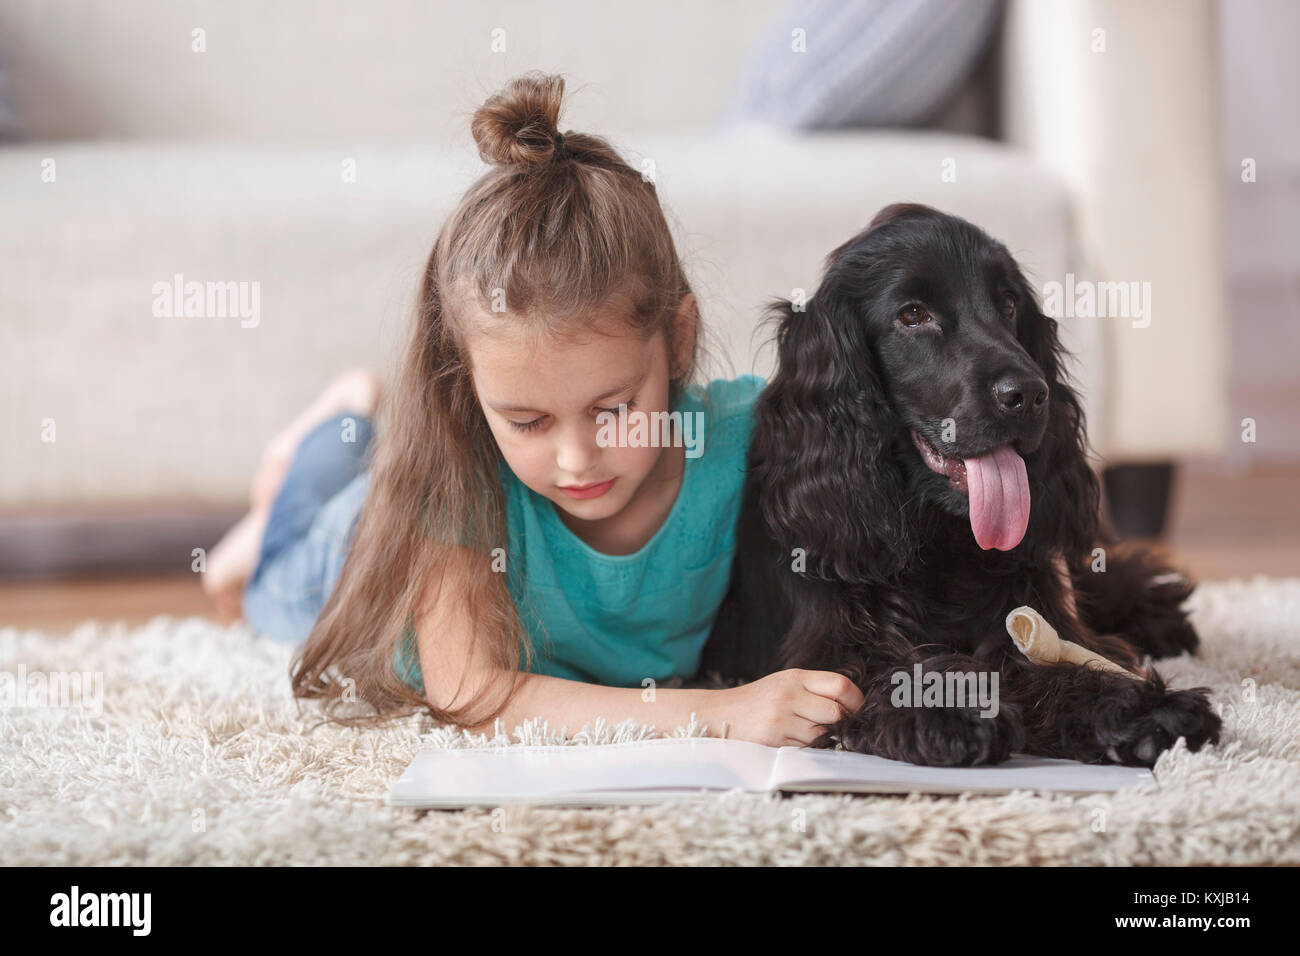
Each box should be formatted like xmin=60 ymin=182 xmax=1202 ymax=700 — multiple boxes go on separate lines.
xmin=204 ymin=367 xmax=382 ymax=623
xmin=203 ymin=505 xmax=272 ymax=624
xmin=249 ymin=367 xmax=382 ymax=511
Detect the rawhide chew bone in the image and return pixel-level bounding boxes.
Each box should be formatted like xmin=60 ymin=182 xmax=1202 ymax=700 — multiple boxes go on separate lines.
xmin=1004 ymin=605 xmax=1141 ymax=680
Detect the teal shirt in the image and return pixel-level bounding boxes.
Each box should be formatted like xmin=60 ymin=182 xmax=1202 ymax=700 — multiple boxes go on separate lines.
xmin=393 ymin=374 xmax=765 ymax=693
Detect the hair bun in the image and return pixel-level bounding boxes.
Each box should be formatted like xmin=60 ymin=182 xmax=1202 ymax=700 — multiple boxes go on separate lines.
xmin=471 ymin=71 xmax=571 ymax=168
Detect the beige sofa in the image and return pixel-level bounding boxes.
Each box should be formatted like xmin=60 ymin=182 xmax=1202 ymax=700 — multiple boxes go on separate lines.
xmin=0 ymin=0 xmax=1225 ymax=516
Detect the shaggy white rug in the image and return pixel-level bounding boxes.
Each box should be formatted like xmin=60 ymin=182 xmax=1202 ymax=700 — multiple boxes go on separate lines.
xmin=2 ymin=576 xmax=1298 ymax=866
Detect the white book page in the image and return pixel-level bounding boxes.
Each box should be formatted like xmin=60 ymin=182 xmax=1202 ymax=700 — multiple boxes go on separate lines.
xmin=387 ymin=737 xmax=782 ymax=807
xmin=770 ymin=746 xmax=1155 ymax=795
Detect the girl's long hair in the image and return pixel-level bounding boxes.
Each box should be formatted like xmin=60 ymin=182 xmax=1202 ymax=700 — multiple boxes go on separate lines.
xmin=289 ymin=71 xmax=710 ymax=729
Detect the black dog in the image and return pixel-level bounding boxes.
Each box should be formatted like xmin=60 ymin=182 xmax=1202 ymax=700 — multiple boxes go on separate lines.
xmin=703 ymin=203 xmax=1221 ymax=768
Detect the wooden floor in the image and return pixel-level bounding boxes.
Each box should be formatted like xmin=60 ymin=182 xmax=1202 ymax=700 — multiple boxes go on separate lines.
xmin=1 ymin=463 xmax=1297 ymax=633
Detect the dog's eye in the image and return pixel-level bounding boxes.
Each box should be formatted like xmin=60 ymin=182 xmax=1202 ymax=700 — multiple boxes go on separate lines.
xmin=898 ymin=304 xmax=932 ymax=327
xmin=1000 ymin=293 xmax=1017 ymax=321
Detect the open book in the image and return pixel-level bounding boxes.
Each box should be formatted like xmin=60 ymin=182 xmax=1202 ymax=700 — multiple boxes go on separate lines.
xmin=387 ymin=736 xmax=1154 ymax=808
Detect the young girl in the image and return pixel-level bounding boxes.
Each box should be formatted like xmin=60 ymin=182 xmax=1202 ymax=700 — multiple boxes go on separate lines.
xmin=206 ymin=72 xmax=863 ymax=746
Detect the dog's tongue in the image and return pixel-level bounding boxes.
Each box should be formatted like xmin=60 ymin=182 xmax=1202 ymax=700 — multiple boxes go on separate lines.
xmin=964 ymin=444 xmax=1030 ymax=551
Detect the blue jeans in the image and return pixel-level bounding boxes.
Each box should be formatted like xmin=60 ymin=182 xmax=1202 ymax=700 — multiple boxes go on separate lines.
xmin=243 ymin=412 xmax=375 ymax=646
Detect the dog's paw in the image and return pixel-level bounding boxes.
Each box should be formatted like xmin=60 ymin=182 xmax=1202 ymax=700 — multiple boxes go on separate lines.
xmin=1118 ymin=608 xmax=1201 ymax=660
xmin=1118 ymin=587 xmax=1196 ymax=660
xmin=1117 ymin=574 xmax=1202 ymax=660
xmin=1094 ymin=683 xmax=1222 ymax=767
xmin=837 ymin=699 xmax=1026 ymax=767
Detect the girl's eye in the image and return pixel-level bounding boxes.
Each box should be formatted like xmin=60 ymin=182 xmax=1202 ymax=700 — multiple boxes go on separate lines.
xmin=507 ymin=400 xmax=635 ymax=433
xmin=898 ymin=304 xmax=932 ymax=327
xmin=597 ymin=400 xmax=636 ymax=415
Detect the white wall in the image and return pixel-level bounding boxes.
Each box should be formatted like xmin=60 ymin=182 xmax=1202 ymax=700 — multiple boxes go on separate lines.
xmin=1219 ymin=0 xmax=1300 ymax=464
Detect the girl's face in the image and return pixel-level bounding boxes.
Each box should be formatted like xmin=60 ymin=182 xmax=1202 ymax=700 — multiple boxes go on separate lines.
xmin=467 ymin=303 xmax=693 ymax=526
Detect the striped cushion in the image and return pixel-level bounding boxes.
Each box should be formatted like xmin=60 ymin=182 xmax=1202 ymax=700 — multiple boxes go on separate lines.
xmin=719 ymin=0 xmax=1003 ymax=129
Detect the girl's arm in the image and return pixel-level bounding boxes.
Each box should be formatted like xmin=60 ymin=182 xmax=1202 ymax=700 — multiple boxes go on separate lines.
xmin=459 ymin=672 xmax=714 ymax=739
xmin=414 ymin=548 xmax=715 ymax=738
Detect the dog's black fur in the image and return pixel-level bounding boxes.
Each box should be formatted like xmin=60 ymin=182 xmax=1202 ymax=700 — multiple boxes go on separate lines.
xmin=702 ymin=203 xmax=1221 ymax=768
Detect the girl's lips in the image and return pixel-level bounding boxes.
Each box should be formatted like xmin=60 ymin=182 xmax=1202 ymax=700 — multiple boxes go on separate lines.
xmin=558 ymin=478 xmax=616 ymax=500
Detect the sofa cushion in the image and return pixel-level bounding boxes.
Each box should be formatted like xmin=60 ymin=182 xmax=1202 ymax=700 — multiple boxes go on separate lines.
xmin=720 ymin=0 xmax=1003 ymax=129
xmin=0 ymin=130 xmax=1075 ymax=504
xmin=0 ymin=53 xmax=19 ymax=141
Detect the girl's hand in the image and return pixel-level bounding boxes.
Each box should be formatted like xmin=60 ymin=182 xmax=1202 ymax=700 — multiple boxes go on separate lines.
xmin=712 ymin=669 xmax=865 ymax=748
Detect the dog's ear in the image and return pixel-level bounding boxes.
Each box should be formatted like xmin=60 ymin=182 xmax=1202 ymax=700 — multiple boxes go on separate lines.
xmin=824 ymin=203 xmax=938 ymax=268
xmin=752 ymin=292 xmax=915 ymax=584
xmin=1014 ymin=279 xmax=1102 ymax=557
xmin=866 ymin=202 xmax=936 ymax=232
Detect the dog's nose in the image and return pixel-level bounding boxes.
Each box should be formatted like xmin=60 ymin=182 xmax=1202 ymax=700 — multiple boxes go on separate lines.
xmin=992 ymin=375 xmax=1048 ymax=417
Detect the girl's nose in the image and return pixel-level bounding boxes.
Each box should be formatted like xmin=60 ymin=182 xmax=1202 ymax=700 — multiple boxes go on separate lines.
xmin=554 ymin=425 xmax=600 ymax=477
